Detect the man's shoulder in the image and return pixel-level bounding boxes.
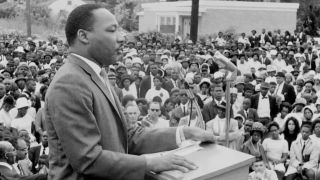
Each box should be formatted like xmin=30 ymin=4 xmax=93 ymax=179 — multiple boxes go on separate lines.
xmin=204 ymin=100 xmax=215 ymax=107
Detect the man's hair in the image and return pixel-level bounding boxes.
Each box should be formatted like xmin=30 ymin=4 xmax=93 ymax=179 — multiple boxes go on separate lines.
xmin=0 ymin=141 xmax=13 ymax=160
xmin=121 ymin=94 xmax=136 ymax=107
xmin=267 ymin=121 xmax=279 ymax=132
xmin=65 ymin=4 xmax=103 ymax=45
xmin=301 ymin=121 xmax=313 ymax=131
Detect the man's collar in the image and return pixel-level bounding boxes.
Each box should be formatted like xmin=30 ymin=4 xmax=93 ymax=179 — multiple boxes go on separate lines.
xmin=71 ymin=53 xmax=102 ymax=75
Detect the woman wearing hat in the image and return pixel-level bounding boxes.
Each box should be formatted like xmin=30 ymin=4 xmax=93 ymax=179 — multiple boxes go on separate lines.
xmin=206 ymin=101 xmax=240 ymax=150
xmin=242 ymin=122 xmax=269 ymax=168
xmin=121 ymin=75 xmax=137 ymax=99
xmin=197 ymin=78 xmax=211 ymax=105
xmin=11 ymin=97 xmax=33 ymax=134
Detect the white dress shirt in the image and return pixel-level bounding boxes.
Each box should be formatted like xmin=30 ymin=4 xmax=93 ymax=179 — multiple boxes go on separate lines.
xmin=275 ymin=82 xmax=285 ymax=96
xmin=257 ymin=93 xmax=271 ymax=118
xmin=72 ymin=53 xmax=115 ymax=103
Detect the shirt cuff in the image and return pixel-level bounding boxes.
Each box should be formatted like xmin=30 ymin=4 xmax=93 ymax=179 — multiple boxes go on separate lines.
xmin=176 ymin=126 xmax=186 ymax=147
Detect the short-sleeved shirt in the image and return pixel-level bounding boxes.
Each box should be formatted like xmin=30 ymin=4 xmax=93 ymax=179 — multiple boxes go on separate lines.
xmin=262 ymin=138 xmax=288 ymax=161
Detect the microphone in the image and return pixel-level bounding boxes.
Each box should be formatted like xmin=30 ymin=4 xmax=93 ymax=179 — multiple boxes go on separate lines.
xmin=213 ymin=51 xmax=238 ymax=81
xmin=213 ymin=51 xmax=238 ymax=72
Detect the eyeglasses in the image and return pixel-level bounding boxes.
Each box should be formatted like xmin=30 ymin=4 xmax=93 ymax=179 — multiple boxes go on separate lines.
xmin=150 ymin=109 xmax=160 ymax=112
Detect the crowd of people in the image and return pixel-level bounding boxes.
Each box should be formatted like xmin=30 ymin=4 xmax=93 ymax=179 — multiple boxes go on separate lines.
xmin=0 ymin=25 xmax=320 ymax=180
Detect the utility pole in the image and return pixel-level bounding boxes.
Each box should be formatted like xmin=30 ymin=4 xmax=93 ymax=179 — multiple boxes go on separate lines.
xmin=26 ymin=0 xmax=31 ymax=37
xmin=190 ymin=0 xmax=199 ymax=44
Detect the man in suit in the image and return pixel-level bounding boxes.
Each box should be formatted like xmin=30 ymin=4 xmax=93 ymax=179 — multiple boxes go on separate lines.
xmin=162 ymin=68 xmax=182 ymax=93
xmin=285 ymin=122 xmax=318 ymax=180
xmin=45 ymin=4 xmax=214 ymax=180
xmin=139 ymin=63 xmax=158 ymax=98
xmin=142 ymin=54 xmax=150 ymax=75
xmin=29 ymin=131 xmax=49 ymax=174
xmin=202 ymin=82 xmax=224 ymax=122
xmin=251 ymin=82 xmax=278 ymax=124
xmin=260 ymin=50 xmax=272 ymax=66
xmin=237 ymin=98 xmax=259 ymax=122
xmin=305 ymin=47 xmax=318 ymax=71
xmin=274 ymin=72 xmax=296 ymax=105
xmin=249 ymin=30 xmax=260 ymax=48
xmin=0 ymin=141 xmax=20 ymax=178
xmin=170 ymin=89 xmax=191 ymax=126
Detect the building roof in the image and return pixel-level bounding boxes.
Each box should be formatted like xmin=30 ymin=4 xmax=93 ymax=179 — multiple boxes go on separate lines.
xmin=140 ymin=0 xmax=299 ymax=14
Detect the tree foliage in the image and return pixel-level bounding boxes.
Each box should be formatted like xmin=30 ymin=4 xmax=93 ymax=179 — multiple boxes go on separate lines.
xmin=114 ymin=1 xmax=139 ymax=32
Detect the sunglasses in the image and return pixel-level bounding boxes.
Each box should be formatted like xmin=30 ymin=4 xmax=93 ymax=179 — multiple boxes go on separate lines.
xmin=150 ymin=109 xmax=160 ymax=112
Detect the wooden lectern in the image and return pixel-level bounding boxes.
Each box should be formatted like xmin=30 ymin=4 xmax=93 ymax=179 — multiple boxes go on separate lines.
xmin=146 ymin=143 xmax=255 ymax=180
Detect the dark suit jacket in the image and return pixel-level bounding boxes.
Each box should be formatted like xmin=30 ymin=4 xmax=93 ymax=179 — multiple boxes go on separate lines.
xmin=237 ymin=108 xmax=259 ymax=122
xmin=281 ymin=83 xmax=296 ymax=105
xmin=305 ymin=53 xmax=318 ymax=71
xmin=250 ymin=94 xmax=278 ymax=120
xmin=139 ymin=75 xmax=151 ymax=98
xmin=45 ymin=55 xmax=178 ymax=180
xmin=28 ymin=146 xmax=41 ymax=174
xmin=201 ymin=100 xmax=218 ymax=123
xmin=249 ymin=36 xmax=260 ymax=48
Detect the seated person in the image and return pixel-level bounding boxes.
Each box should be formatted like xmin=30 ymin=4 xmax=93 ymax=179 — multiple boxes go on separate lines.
xmin=242 ymin=122 xmax=268 ymax=167
xmin=262 ymin=122 xmax=288 ymax=180
xmin=237 ymin=98 xmax=259 ymax=122
xmin=285 ymin=122 xmax=319 ymax=180
xmin=248 ymin=157 xmax=278 ymax=180
xmin=206 ymin=101 xmax=240 ymax=150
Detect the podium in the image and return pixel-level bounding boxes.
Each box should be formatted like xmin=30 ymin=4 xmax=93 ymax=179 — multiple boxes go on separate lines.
xmin=146 ymin=143 xmax=255 ymax=180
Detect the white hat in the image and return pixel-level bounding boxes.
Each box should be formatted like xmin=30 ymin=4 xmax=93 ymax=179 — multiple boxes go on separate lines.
xmin=287 ymin=41 xmax=293 ymax=46
xmin=230 ymin=87 xmax=238 ymax=94
xmin=213 ymin=71 xmax=224 ymax=79
xmin=16 ymin=97 xmax=31 ymax=109
xmin=266 ymin=65 xmax=276 ymax=72
xmin=132 ymin=57 xmax=142 ymax=65
xmin=270 ymin=50 xmax=277 ymax=56
xmin=28 ymin=62 xmax=38 ymax=69
xmin=160 ymin=55 xmax=169 ymax=60
xmin=14 ymin=46 xmax=25 ymax=53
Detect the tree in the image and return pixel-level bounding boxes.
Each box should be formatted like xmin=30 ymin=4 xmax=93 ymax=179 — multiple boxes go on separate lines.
xmin=114 ymin=1 xmax=138 ymax=32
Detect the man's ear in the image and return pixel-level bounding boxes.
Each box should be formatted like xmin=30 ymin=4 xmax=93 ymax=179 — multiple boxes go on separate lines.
xmin=77 ymin=29 xmax=90 ymax=44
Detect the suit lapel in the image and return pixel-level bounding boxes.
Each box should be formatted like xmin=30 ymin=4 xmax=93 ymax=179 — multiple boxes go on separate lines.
xmin=67 ymin=55 xmax=124 ymax=125
xmin=110 ymin=86 xmax=128 ymax=137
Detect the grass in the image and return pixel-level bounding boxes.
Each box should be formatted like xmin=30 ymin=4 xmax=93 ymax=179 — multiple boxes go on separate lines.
xmin=0 ymin=16 xmax=65 ymax=41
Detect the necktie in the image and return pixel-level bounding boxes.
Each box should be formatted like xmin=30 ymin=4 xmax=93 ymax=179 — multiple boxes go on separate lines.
xmin=262 ymin=96 xmax=268 ymax=99
xmin=42 ymin=147 xmax=46 ymax=155
xmin=100 ymin=69 xmax=116 ymax=104
xmin=301 ymin=141 xmax=306 ymax=157
xmin=17 ymin=164 xmax=24 ymax=176
xmin=183 ymin=106 xmax=186 ymax=116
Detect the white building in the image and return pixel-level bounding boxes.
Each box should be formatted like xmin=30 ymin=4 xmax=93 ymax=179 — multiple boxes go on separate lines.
xmin=138 ymin=0 xmax=299 ymax=37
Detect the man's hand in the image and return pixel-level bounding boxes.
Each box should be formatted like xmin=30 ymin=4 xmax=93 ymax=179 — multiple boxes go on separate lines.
xmin=183 ymin=127 xmax=215 ymax=143
xmin=146 ymin=154 xmax=198 ymax=173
